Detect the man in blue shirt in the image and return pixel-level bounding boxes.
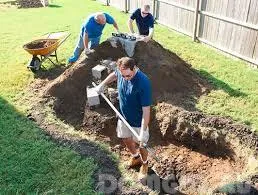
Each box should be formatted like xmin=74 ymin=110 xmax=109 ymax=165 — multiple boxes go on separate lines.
xmin=128 ymin=5 xmax=154 ymax=42
xmin=68 ymin=12 xmax=119 ymax=64
xmin=94 ymin=57 xmax=152 ymax=180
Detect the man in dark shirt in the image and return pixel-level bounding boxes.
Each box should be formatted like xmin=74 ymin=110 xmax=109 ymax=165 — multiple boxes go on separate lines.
xmin=128 ymin=5 xmax=154 ymax=42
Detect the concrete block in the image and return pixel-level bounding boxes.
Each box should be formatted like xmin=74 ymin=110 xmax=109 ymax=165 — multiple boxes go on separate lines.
xmin=87 ymin=87 xmax=100 ymax=106
xmin=92 ymin=65 xmax=106 ymax=79
xmin=109 ymin=61 xmax=117 ymax=71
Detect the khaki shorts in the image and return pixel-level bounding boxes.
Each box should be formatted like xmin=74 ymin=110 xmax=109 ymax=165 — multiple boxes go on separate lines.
xmin=116 ymin=119 xmax=149 ymax=143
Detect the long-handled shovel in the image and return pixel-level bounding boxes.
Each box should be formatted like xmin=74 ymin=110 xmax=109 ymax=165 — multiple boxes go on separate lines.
xmin=92 ymin=82 xmax=160 ymax=162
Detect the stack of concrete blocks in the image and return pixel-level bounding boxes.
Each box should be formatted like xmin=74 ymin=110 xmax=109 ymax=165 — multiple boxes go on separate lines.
xmin=121 ymin=38 xmax=137 ymax=57
xmin=108 ymin=36 xmax=138 ymax=57
xmin=89 ymin=59 xmax=119 ymax=107
xmin=87 ymin=87 xmax=100 ymax=107
xmin=92 ymin=65 xmax=107 ymax=80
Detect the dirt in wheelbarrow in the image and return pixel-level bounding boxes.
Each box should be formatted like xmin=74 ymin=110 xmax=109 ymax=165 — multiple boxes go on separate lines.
xmin=0 ymin=0 xmax=45 ymax=9
xmin=34 ymin=40 xmax=258 ymax=194
xmin=26 ymin=40 xmax=57 ymax=49
xmin=18 ymin=0 xmax=44 ymax=9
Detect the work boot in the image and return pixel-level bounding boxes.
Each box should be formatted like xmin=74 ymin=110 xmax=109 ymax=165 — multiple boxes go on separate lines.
xmin=127 ymin=156 xmax=142 ymax=169
xmin=138 ymin=162 xmax=148 ymax=180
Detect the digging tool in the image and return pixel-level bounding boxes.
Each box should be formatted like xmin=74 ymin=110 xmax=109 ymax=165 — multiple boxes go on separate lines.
xmin=92 ymin=82 xmax=160 ymax=162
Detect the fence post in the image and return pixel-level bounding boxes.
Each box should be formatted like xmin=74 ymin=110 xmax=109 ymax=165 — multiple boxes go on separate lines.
xmin=106 ymin=0 xmax=109 ymax=6
xmin=193 ymin=0 xmax=200 ymax=41
xmin=125 ymin=0 xmax=128 ymax=13
xmin=152 ymin=0 xmax=156 ymax=19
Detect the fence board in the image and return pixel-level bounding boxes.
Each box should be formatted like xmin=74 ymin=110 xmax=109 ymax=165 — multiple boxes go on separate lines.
xmin=128 ymin=0 xmax=138 ymax=12
xmin=212 ymin=0 xmax=221 ymax=43
xmin=205 ymin=0 xmax=213 ymax=42
xmin=236 ymin=1 xmax=255 ymax=58
xmin=247 ymin=0 xmax=258 ymax=24
xmin=128 ymin=0 xmax=154 ymax=14
xmin=199 ymin=0 xmax=209 ymax=39
xmin=197 ymin=0 xmax=204 ymax=38
xmin=253 ymin=34 xmax=258 ymax=60
xmin=228 ymin=0 xmax=248 ymax=54
xmin=185 ymin=0 xmax=194 ymax=33
xmin=224 ymin=0 xmax=234 ymax=49
xmin=247 ymin=0 xmax=258 ymax=60
xmin=109 ymin=0 xmax=126 ymax=11
xmin=98 ymin=0 xmax=107 ymax=5
xmin=186 ymin=0 xmax=194 ymax=33
xmin=179 ymin=0 xmax=187 ymax=32
xmin=216 ymin=0 xmax=229 ymax=47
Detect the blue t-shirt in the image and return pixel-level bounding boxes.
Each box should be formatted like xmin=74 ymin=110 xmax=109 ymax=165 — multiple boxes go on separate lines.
xmin=81 ymin=13 xmax=115 ymax=38
xmin=115 ymin=69 xmax=152 ymax=127
xmin=130 ymin=8 xmax=154 ymax=35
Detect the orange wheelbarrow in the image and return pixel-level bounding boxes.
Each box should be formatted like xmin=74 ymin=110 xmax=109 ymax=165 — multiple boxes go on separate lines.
xmin=23 ymin=31 xmax=70 ymax=72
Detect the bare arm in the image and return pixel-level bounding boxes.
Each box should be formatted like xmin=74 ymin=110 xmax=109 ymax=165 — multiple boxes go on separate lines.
xmin=100 ymin=72 xmax=117 ymax=86
xmin=113 ymin=21 xmax=119 ymax=32
xmin=128 ymin=19 xmax=135 ymax=34
xmin=142 ymin=28 xmax=154 ymax=42
xmin=83 ymin=32 xmax=89 ymax=49
xmin=148 ymin=28 xmax=154 ymax=38
xmin=142 ymin=106 xmax=150 ymax=130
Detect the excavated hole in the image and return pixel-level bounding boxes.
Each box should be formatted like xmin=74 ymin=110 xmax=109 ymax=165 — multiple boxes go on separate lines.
xmin=43 ymin=40 xmax=258 ymax=194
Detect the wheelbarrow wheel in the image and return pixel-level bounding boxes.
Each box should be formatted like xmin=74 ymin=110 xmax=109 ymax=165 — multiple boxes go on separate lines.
xmin=29 ymin=56 xmax=41 ymax=72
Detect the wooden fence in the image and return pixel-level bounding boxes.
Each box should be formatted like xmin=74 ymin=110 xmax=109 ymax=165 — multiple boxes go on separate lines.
xmin=99 ymin=0 xmax=258 ymax=66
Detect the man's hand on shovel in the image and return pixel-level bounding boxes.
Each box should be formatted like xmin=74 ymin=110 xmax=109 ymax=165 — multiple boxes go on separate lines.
xmin=93 ymin=83 xmax=104 ymax=94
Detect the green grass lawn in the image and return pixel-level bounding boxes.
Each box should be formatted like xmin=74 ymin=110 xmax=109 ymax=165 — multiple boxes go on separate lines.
xmin=0 ymin=97 xmax=96 ymax=194
xmin=0 ymin=0 xmax=258 ymax=193
xmin=0 ymin=0 xmax=125 ymax=193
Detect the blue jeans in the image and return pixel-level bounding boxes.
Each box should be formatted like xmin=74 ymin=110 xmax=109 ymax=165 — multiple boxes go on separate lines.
xmin=68 ymin=33 xmax=101 ymax=63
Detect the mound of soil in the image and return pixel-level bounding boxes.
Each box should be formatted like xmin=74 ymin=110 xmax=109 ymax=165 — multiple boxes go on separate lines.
xmin=150 ymin=103 xmax=258 ymax=193
xmin=42 ymin=40 xmax=258 ymax=194
xmin=44 ymin=41 xmax=126 ymax=126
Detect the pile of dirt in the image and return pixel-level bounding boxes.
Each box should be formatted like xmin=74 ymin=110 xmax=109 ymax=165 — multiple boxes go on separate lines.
xmin=150 ymin=102 xmax=257 ymax=193
xmin=42 ymin=40 xmax=258 ymax=194
xmin=18 ymin=0 xmax=44 ymax=8
xmin=133 ymin=41 xmax=209 ymax=105
xmin=152 ymin=103 xmax=258 ymax=157
xmin=44 ymin=40 xmax=209 ymax=125
xmin=44 ymin=41 xmax=126 ymax=126
xmin=25 ymin=39 xmax=57 ymax=49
